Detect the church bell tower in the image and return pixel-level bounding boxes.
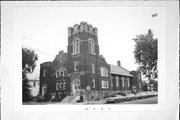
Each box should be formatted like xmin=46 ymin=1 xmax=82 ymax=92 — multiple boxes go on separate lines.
xmin=67 ymin=21 xmax=100 ymax=96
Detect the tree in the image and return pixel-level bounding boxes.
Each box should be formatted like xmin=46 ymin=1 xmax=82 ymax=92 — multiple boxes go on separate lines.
xmin=133 ymin=29 xmax=158 ymax=80
xmin=142 ymin=81 xmax=148 ymax=92
xmin=22 ymin=48 xmax=38 ymax=102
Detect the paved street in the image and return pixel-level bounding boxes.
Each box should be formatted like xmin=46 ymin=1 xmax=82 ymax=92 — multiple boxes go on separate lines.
xmin=118 ymin=96 xmax=158 ymax=104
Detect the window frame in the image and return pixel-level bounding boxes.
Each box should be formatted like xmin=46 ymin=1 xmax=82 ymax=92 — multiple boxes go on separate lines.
xmin=105 ymin=69 xmax=108 ymax=77
xmin=101 ymin=80 xmax=106 ymax=88
xmin=92 ymin=79 xmax=96 ymax=88
xmin=60 ymin=82 xmax=63 ymax=89
xmin=122 ymin=77 xmax=125 ymax=87
xmin=72 ymin=39 xmax=80 ymax=55
xmin=59 ymin=70 xmax=64 ymax=77
xmin=55 ymin=72 xmax=59 ymax=78
xmin=56 ymin=83 xmax=59 ymax=90
xmin=92 ymin=64 xmax=95 ymax=74
xmin=56 ymin=82 xmax=66 ymax=90
xmin=111 ymin=76 xmax=113 ymax=87
xmin=116 ymin=76 xmax=119 ymax=87
xmin=106 ymin=81 xmax=109 ymax=88
xmin=56 ymin=70 xmax=65 ymax=78
xmin=139 ymin=83 xmax=141 ymax=88
xmin=43 ymin=69 xmax=47 ymax=77
xmin=33 ymin=81 xmax=36 ymax=87
xmin=55 ymin=67 xmax=67 ymax=78
xmin=100 ymin=67 xmax=108 ymax=77
xmin=127 ymin=77 xmax=130 ymax=87
xmin=63 ymin=82 xmax=66 ymax=90
xmin=88 ymin=39 xmax=96 ymax=55
xmin=101 ymin=80 xmax=109 ymax=89
xmin=74 ymin=61 xmax=78 ymax=71
xmin=100 ymin=67 xmax=103 ymax=76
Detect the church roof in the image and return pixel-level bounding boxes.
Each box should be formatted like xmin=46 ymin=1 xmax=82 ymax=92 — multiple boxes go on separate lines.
xmin=110 ymin=64 xmax=133 ymax=77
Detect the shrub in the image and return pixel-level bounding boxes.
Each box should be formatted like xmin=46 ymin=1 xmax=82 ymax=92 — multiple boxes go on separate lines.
xmin=51 ymin=93 xmax=61 ymax=102
xmin=32 ymin=94 xmax=43 ymax=101
xmin=44 ymin=93 xmax=51 ymax=101
xmin=132 ymin=90 xmax=137 ymax=95
xmin=80 ymin=96 xmax=84 ymax=102
xmin=76 ymin=100 xmax=83 ymax=103
xmin=35 ymin=93 xmax=50 ymax=102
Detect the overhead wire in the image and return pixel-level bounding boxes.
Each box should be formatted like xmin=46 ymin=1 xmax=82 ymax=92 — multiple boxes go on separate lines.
xmin=22 ymin=36 xmax=60 ymax=51
xmin=22 ymin=45 xmax=111 ymax=73
xmin=22 ymin=37 xmax=117 ymax=72
xmin=22 ymin=45 xmax=56 ymax=57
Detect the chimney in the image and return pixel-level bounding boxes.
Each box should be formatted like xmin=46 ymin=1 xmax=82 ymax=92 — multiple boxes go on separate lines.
xmin=117 ymin=61 xmax=121 ymax=67
xmin=59 ymin=50 xmax=64 ymax=54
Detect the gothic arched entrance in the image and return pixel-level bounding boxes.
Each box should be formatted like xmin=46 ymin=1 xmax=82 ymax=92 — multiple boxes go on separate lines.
xmin=71 ymin=79 xmax=80 ymax=96
xmin=41 ymin=83 xmax=47 ymax=96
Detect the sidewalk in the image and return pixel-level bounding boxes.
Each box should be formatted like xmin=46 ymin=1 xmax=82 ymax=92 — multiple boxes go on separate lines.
xmin=78 ymin=99 xmax=106 ymax=105
xmin=67 ymin=92 xmax=158 ymax=104
xmin=23 ymin=92 xmax=158 ymax=105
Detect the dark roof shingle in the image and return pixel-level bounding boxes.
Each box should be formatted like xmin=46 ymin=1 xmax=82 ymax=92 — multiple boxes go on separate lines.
xmin=110 ymin=64 xmax=133 ymax=77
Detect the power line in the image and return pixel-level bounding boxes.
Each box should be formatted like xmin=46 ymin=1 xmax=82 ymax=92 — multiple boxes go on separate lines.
xmin=22 ymin=36 xmax=60 ymax=50
xmin=22 ymin=44 xmax=108 ymax=65
xmin=22 ymin=45 xmax=56 ymax=57
xmin=22 ymin=45 xmax=119 ymax=72
xmin=22 ymin=45 xmax=108 ymax=71
xmin=21 ymin=36 xmax=112 ymax=65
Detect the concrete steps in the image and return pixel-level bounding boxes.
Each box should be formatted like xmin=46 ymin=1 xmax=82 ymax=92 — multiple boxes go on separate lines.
xmin=60 ymin=96 xmax=71 ymax=103
xmin=60 ymin=95 xmax=80 ymax=103
xmin=70 ymin=96 xmax=80 ymax=103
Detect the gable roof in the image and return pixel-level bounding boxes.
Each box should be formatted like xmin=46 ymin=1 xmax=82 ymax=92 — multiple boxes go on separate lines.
xmin=110 ymin=64 xmax=133 ymax=77
xmin=26 ymin=67 xmax=40 ymax=80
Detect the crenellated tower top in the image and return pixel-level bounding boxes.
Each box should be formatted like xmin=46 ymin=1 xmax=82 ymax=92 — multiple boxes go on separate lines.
xmin=68 ymin=21 xmax=98 ymax=37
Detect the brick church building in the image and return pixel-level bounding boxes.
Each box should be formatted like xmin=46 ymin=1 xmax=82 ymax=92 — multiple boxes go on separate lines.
xmin=39 ymin=22 xmax=142 ymax=102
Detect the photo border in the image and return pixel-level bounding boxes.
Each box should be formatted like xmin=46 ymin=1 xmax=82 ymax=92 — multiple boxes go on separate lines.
xmin=1 ymin=1 xmax=179 ymax=119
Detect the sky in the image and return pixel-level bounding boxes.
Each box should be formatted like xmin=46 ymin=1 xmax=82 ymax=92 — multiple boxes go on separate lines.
xmin=18 ymin=6 xmax=164 ymax=80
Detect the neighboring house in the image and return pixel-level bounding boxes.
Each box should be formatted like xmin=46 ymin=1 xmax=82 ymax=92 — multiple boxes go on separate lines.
xmin=27 ymin=68 xmax=40 ymax=97
xmin=39 ymin=22 xmax=142 ymax=102
xmin=28 ymin=79 xmax=40 ymax=97
xmin=130 ymin=71 xmax=143 ymax=92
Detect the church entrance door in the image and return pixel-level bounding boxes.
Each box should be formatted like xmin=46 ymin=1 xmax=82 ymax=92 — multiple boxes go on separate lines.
xmin=42 ymin=83 xmax=47 ymax=96
xmin=72 ymin=79 xmax=80 ymax=96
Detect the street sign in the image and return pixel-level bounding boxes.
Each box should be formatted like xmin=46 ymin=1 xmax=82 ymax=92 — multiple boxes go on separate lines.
xmin=86 ymin=86 xmax=91 ymax=104
xmin=86 ymin=86 xmax=91 ymax=91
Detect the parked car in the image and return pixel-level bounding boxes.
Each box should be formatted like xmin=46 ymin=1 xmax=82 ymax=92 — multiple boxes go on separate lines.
xmin=106 ymin=96 xmax=126 ymax=103
xmin=106 ymin=92 xmax=158 ymax=104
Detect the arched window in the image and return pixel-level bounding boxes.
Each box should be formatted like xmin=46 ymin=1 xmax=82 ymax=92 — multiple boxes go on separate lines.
xmin=42 ymin=83 xmax=47 ymax=96
xmin=43 ymin=69 xmax=47 ymax=77
xmin=106 ymin=81 xmax=109 ymax=88
xmin=127 ymin=77 xmax=130 ymax=87
xmin=111 ymin=76 xmax=113 ymax=87
xmin=122 ymin=76 xmax=125 ymax=87
xmin=59 ymin=70 xmax=64 ymax=77
xmin=92 ymin=64 xmax=95 ymax=74
xmin=88 ymin=39 xmax=95 ymax=54
xmin=116 ymin=76 xmax=119 ymax=87
xmin=92 ymin=79 xmax=95 ymax=88
xmin=100 ymin=67 xmax=108 ymax=77
xmin=72 ymin=39 xmax=80 ymax=54
xmin=55 ymin=67 xmax=67 ymax=78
